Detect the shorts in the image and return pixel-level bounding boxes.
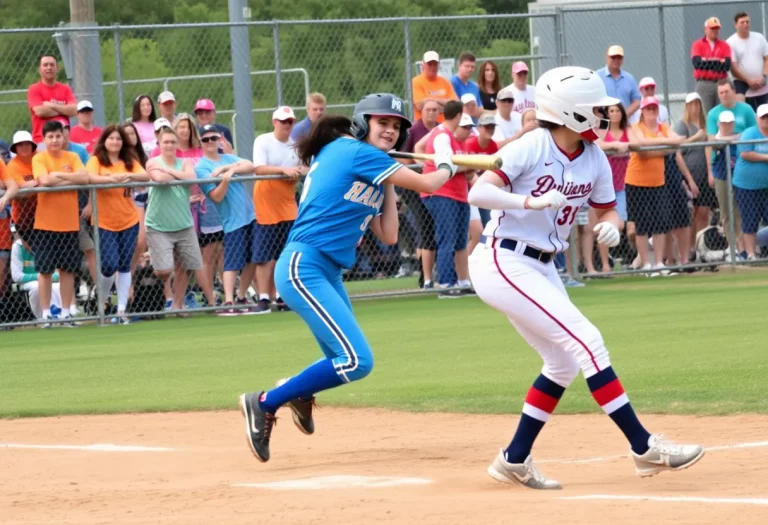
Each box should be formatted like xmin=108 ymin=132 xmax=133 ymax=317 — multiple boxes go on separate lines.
xmin=664 ymin=173 xmax=692 ymax=230
xmin=735 ymin=187 xmax=768 ymax=234
xmin=626 ymin=184 xmax=669 ymax=236
xmin=199 ymin=230 xmax=224 ymax=248
xmin=79 ymin=218 xmax=94 ymax=251
xmin=134 ymin=192 xmax=149 ymax=209
xmin=146 ymin=226 xmax=203 ymax=272
xmin=746 ymin=93 xmax=768 ymax=111
xmin=615 ymin=189 xmax=628 ymax=222
xmin=32 ymin=229 xmax=82 ymax=274
xmin=16 ymin=226 xmax=36 ymax=248
xmin=223 ymin=220 xmax=259 ymax=272
xmin=692 ymin=172 xmax=718 ymax=209
xmin=100 ymin=223 xmax=139 ymax=275
xmin=734 ymin=79 xmax=750 ymax=96
xmin=253 ymin=220 xmax=294 ymax=264
xmin=470 ymin=205 xmax=481 ymax=222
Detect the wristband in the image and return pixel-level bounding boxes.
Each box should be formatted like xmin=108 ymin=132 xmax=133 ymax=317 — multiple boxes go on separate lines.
xmin=437 ymin=163 xmax=455 ymax=178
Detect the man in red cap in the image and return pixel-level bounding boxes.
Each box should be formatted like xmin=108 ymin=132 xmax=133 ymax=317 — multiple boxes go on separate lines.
xmin=504 ymin=61 xmax=536 ymax=115
xmin=193 ymin=99 xmax=234 ymax=151
xmin=691 ymin=17 xmax=732 ymax=114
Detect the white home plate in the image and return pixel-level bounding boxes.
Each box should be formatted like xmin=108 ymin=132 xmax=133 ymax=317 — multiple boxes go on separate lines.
xmin=233 ymin=475 xmax=433 ymax=490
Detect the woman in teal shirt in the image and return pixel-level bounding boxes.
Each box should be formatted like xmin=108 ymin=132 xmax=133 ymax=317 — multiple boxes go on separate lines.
xmin=734 ymin=106 xmax=768 ymax=259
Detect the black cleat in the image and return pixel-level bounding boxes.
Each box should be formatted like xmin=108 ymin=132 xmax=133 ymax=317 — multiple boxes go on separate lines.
xmin=238 ymin=392 xmax=276 ymax=462
xmin=276 ymin=378 xmax=316 ymax=435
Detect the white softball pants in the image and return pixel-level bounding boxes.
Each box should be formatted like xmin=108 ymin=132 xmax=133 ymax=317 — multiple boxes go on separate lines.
xmin=468 ymin=240 xmax=611 ymax=387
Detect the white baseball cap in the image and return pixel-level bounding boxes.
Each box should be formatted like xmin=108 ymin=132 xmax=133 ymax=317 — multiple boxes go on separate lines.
xmin=423 ymin=51 xmax=439 ymax=63
xmin=158 ymin=91 xmax=176 ymax=104
xmin=496 ymin=87 xmax=515 ymax=101
xmin=460 ymin=93 xmax=477 ymax=105
xmin=718 ymin=110 xmax=735 ymax=123
xmin=639 ymin=77 xmax=656 ymax=89
xmin=10 ymin=130 xmax=36 ymax=154
xmin=459 ymin=113 xmax=474 ymax=127
xmin=153 ymin=117 xmax=172 ymax=131
xmin=757 ymin=104 xmax=768 ymax=118
xmin=272 ymin=106 xmax=296 ymax=121
xmin=685 ymin=92 xmax=702 ymax=104
xmin=77 ymin=100 xmax=93 ymax=112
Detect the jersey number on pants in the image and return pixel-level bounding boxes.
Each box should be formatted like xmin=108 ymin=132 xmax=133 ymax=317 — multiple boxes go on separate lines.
xmin=556 ymin=205 xmax=579 ymax=226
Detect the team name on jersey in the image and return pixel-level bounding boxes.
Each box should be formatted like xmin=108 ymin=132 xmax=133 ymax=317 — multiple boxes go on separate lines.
xmin=531 ymin=175 xmax=593 ymax=199
xmin=344 ymin=181 xmax=384 ymax=210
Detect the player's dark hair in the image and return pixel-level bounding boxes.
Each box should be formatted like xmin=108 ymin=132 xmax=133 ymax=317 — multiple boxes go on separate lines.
xmin=537 ymin=120 xmax=562 ymax=130
xmin=734 ymin=12 xmax=749 ymax=23
xmin=443 ymin=100 xmax=464 ymax=121
xmin=93 ymin=124 xmax=137 ymax=171
xmin=42 ymin=120 xmax=63 ymax=136
xmin=297 ymin=114 xmax=352 ymax=166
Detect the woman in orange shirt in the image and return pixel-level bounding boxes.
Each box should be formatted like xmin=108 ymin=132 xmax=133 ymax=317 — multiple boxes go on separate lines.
xmin=624 ymin=97 xmax=684 ymax=272
xmin=86 ymin=125 xmax=149 ymax=323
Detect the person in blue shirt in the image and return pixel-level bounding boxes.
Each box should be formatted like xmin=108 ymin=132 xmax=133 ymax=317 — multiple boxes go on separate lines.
xmin=195 ymin=125 xmax=257 ymax=313
xmin=450 ymin=52 xmax=483 ymax=119
xmin=597 ymin=45 xmax=642 ymax=117
xmin=238 ymin=93 xmax=459 ymax=463
xmin=733 ymin=106 xmax=768 ymax=258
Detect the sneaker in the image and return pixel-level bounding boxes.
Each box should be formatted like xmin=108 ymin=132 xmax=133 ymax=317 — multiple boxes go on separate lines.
xmin=233 ymin=297 xmax=255 ymax=315
xmin=60 ymin=314 xmax=79 ymax=328
xmin=50 ymin=305 xmax=62 ymax=317
xmin=423 ymin=282 xmax=434 ymax=290
xmin=217 ymin=302 xmax=241 ymax=317
xmin=164 ymin=299 xmax=173 ymax=312
xmin=252 ymin=298 xmax=272 ymax=315
xmin=275 ymin=297 xmax=291 ymax=312
xmin=438 ymin=289 xmax=464 ymax=299
xmin=563 ymin=277 xmax=586 ymax=288
xmin=238 ymin=392 xmax=276 ymax=463
xmin=487 ymin=450 xmax=562 ymax=490
xmin=458 ymin=287 xmax=476 ymax=297
xmin=276 ymin=378 xmax=315 ymax=435
xmin=40 ymin=314 xmax=58 ymax=329
xmin=184 ymin=292 xmax=200 ymax=310
xmin=631 ymin=434 xmax=704 ymax=478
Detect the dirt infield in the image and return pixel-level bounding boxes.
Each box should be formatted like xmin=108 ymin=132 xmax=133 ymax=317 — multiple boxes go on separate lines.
xmin=2 ymin=409 xmax=767 ymax=524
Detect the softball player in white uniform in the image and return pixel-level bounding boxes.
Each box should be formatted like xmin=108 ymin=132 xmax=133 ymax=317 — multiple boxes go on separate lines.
xmin=468 ymin=66 xmax=704 ymax=489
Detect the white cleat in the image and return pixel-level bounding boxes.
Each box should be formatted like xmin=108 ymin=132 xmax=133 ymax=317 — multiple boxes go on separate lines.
xmin=632 ymin=434 xmax=704 ymax=478
xmin=487 ymin=449 xmax=562 ymax=490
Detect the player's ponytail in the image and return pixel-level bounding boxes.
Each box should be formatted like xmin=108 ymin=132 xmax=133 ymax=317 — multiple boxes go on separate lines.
xmin=297 ymin=115 xmax=353 ymax=166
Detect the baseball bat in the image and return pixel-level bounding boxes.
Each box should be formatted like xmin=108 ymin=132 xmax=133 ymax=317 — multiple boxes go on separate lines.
xmin=389 ymin=151 xmax=502 ymax=170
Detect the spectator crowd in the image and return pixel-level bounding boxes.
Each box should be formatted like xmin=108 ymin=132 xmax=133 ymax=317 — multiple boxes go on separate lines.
xmin=2 ymin=10 xmax=768 ymax=327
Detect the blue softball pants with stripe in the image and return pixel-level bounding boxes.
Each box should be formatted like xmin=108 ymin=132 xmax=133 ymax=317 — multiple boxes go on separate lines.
xmin=274 ymin=242 xmax=374 ymax=385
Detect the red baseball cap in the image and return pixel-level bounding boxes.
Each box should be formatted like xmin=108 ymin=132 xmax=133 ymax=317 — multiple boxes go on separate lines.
xmin=52 ymin=116 xmax=70 ymax=127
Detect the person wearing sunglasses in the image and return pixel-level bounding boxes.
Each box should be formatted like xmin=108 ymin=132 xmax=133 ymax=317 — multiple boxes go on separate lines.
xmin=195 ymin=124 xmax=257 ymax=316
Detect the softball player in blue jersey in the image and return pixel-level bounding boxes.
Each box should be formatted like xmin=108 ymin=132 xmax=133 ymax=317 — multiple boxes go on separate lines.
xmin=239 ymin=93 xmax=460 ymax=462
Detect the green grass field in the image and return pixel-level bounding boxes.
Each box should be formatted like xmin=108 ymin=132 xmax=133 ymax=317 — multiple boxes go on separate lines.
xmin=2 ymin=270 xmax=767 ymax=419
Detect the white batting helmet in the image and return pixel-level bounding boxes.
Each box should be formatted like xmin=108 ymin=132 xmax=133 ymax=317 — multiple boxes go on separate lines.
xmin=535 ymin=66 xmax=619 ymax=140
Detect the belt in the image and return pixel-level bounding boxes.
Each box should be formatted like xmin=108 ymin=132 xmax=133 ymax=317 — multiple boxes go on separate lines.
xmin=492 ymin=238 xmax=555 ymax=264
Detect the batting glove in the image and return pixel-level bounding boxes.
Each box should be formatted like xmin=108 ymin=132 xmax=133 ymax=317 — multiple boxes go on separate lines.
xmin=593 ymin=222 xmax=620 ymax=247
xmin=434 ymin=148 xmax=457 ymax=178
xmin=525 ymin=190 xmax=568 ymax=210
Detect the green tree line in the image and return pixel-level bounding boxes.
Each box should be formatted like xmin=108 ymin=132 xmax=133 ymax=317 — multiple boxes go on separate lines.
xmin=0 ymin=0 xmax=531 ymax=140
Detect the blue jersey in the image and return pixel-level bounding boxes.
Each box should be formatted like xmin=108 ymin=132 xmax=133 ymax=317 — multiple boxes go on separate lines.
xmin=287 ymin=137 xmax=400 ymax=268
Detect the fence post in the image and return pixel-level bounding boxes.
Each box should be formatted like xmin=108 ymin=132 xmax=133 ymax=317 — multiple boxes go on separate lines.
xmin=724 ymin=145 xmax=738 ymax=266
xmin=554 ymin=8 xmax=565 ymax=66
xmin=403 ymin=18 xmax=413 ymax=120
xmin=228 ymin=0 xmax=255 ymax=160
xmin=273 ymin=21 xmax=283 ymax=107
xmin=658 ymin=5 xmax=670 ymax=114
xmin=89 ymin=187 xmax=106 ymax=326
xmin=113 ymin=25 xmax=125 ymax=123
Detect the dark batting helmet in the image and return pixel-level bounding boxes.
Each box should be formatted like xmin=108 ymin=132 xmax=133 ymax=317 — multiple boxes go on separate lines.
xmin=351 ymin=93 xmax=412 ymax=150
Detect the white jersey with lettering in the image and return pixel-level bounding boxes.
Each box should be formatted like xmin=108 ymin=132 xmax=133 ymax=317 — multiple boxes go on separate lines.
xmin=483 ymin=128 xmax=616 ymax=252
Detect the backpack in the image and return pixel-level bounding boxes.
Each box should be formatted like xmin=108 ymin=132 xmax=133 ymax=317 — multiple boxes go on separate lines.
xmin=695 ymin=225 xmax=728 ymax=262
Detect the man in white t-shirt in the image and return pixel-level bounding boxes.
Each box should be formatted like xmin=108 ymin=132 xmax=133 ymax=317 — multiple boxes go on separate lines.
xmin=493 ymin=87 xmax=534 ymax=147
xmin=629 ymin=77 xmax=670 ymax=124
xmin=251 ymin=106 xmax=305 ymax=313
xmin=727 ymin=12 xmax=768 ymax=109
xmin=504 ymin=61 xmax=537 ymax=114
